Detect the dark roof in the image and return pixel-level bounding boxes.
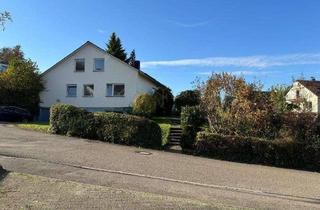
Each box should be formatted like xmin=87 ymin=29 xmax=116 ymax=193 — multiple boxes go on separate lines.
xmin=42 ymin=41 xmax=167 ymax=89
xmin=296 ymin=80 xmax=320 ymax=96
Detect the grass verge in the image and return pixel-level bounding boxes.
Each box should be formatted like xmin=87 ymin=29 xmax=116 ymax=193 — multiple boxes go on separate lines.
xmin=152 ymin=117 xmax=181 ymax=147
xmin=16 ymin=122 xmax=50 ymax=133
xmin=159 ymin=124 xmax=170 ymax=146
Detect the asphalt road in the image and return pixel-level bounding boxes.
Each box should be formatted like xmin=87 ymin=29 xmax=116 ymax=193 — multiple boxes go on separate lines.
xmin=0 ymin=123 xmax=319 ymax=209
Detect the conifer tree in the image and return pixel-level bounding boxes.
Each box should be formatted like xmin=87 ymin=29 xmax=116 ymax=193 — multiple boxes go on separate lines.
xmin=126 ymin=49 xmax=136 ymax=66
xmin=106 ymin=32 xmax=127 ymax=61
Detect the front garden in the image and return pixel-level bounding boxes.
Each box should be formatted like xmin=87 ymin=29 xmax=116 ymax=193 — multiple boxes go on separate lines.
xmin=179 ymin=73 xmax=320 ymax=171
xmin=14 ymin=73 xmax=320 ymax=171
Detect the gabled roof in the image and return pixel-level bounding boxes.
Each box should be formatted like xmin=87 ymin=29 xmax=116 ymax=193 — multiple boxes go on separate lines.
xmin=296 ymin=80 xmax=320 ymax=97
xmin=41 ymin=41 xmax=166 ymax=88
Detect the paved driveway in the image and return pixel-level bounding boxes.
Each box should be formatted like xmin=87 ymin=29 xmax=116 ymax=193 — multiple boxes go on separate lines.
xmin=0 ymin=123 xmax=319 ymax=209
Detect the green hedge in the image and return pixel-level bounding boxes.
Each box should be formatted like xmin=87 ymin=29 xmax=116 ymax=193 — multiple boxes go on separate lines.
xmin=94 ymin=112 xmax=162 ymax=148
xmin=181 ymin=125 xmax=198 ymax=150
xmin=49 ymin=104 xmax=95 ymax=138
xmin=180 ymin=106 xmax=205 ymax=128
xmin=195 ymin=132 xmax=320 ymax=170
xmin=281 ymin=112 xmax=320 ymax=147
xmin=49 ymin=104 xmax=162 ymax=149
xmin=180 ymin=106 xmax=205 ymax=150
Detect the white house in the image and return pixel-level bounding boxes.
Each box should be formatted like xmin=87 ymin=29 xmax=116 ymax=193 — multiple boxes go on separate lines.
xmin=39 ymin=41 xmax=166 ymax=121
xmin=285 ymin=79 xmax=320 ymax=113
xmin=0 ymin=63 xmax=8 ymax=72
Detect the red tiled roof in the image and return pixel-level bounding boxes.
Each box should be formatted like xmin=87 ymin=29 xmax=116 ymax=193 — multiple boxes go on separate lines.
xmin=297 ymin=80 xmax=320 ymax=96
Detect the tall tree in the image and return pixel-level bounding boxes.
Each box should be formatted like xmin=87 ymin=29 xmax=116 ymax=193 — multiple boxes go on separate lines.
xmin=0 ymin=11 xmax=12 ymax=31
xmin=174 ymin=90 xmax=200 ymax=113
xmin=126 ymin=49 xmax=136 ymax=66
xmin=0 ymin=58 xmax=44 ymax=114
xmin=0 ymin=45 xmax=24 ymax=64
xmin=153 ymin=87 xmax=174 ymax=116
xmin=106 ymin=32 xmax=127 ymax=61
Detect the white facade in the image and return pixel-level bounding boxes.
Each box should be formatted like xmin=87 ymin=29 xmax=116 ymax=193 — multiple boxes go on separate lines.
xmin=39 ymin=42 xmax=165 ymax=119
xmin=285 ymin=81 xmax=319 ymax=113
xmin=0 ymin=63 xmax=8 ymax=72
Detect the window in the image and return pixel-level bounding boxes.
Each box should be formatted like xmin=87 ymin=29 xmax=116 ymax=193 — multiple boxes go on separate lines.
xmin=67 ymin=84 xmax=77 ymax=97
xmin=307 ymin=101 xmax=312 ymax=110
xmin=106 ymin=84 xmax=125 ymax=97
xmin=114 ymin=84 xmax=125 ymax=96
xmin=94 ymin=58 xmax=104 ymax=71
xmin=75 ymin=58 xmax=85 ymax=72
xmin=83 ymin=84 xmax=94 ymax=97
xmin=296 ymin=90 xmax=300 ymax=98
xmin=106 ymin=84 xmax=113 ymax=96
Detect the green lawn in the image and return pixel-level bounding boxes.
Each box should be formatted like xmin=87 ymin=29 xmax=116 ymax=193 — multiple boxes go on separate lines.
xmin=151 ymin=116 xmax=180 ymax=124
xmin=159 ymin=123 xmax=170 ymax=146
xmin=152 ymin=117 xmax=180 ymax=147
xmin=16 ymin=122 xmax=50 ymax=133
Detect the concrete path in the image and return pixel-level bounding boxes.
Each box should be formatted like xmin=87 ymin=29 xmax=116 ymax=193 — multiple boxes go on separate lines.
xmin=0 ymin=123 xmax=319 ymax=209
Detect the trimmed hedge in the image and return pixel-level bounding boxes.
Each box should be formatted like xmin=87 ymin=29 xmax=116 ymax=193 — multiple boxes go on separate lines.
xmin=281 ymin=112 xmax=320 ymax=147
xmin=49 ymin=104 xmax=162 ymax=149
xmin=94 ymin=112 xmax=162 ymax=148
xmin=49 ymin=104 xmax=95 ymax=138
xmin=195 ymin=132 xmax=320 ymax=170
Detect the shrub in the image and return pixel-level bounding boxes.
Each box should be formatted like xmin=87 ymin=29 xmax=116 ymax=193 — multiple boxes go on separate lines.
xmin=281 ymin=112 xmax=320 ymax=147
xmin=195 ymin=132 xmax=320 ymax=170
xmin=181 ymin=106 xmax=205 ymax=128
xmin=94 ymin=112 xmax=162 ymax=148
xmin=49 ymin=104 xmax=162 ymax=149
xmin=133 ymin=93 xmax=156 ymax=117
xmin=49 ymin=104 xmax=95 ymax=138
xmin=174 ymin=90 xmax=200 ymax=113
xmin=153 ymin=87 xmax=174 ymax=116
xmin=181 ymin=125 xmax=198 ymax=150
xmin=180 ymin=106 xmax=205 ymax=150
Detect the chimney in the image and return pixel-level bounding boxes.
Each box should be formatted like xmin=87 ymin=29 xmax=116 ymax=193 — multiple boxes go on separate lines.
xmin=133 ymin=60 xmax=140 ymax=70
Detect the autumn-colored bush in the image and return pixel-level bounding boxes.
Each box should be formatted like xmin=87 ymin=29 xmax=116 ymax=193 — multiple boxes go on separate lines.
xmin=198 ymin=73 xmax=275 ymax=138
xmin=133 ymin=93 xmax=156 ymax=117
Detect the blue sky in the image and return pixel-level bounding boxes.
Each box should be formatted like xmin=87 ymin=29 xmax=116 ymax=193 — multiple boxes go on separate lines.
xmin=1 ymin=0 xmax=320 ymax=95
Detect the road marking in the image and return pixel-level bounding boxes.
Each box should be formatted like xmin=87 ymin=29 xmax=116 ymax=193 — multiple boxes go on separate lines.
xmin=0 ymin=153 xmax=319 ymax=205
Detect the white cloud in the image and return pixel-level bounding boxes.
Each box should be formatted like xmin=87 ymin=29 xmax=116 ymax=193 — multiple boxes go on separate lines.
xmin=141 ymin=53 xmax=320 ymax=69
xmin=198 ymin=70 xmax=278 ymax=76
xmin=97 ymin=29 xmax=107 ymax=34
xmin=167 ymin=19 xmax=210 ymax=28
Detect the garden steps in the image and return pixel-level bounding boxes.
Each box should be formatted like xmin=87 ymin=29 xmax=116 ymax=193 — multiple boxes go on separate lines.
xmin=168 ymin=126 xmax=182 ymax=147
xmin=170 ymin=118 xmax=181 ymax=125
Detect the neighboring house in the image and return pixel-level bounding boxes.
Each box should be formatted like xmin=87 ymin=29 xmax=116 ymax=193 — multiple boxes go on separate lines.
xmin=0 ymin=63 xmax=8 ymax=72
xmin=285 ymin=79 xmax=320 ymax=113
xmin=39 ymin=41 xmax=166 ymax=121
